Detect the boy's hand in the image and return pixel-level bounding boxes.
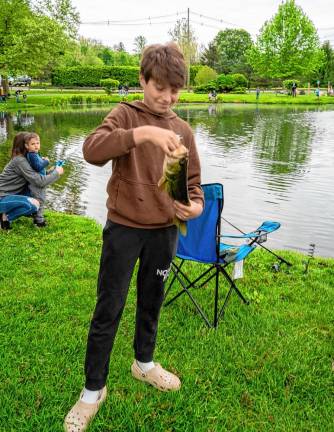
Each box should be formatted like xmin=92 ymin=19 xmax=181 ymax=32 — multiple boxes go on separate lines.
xmin=42 ymin=157 xmax=50 ymax=161
xmin=55 ymin=166 xmax=64 ymax=175
xmin=133 ymin=126 xmax=181 ymax=156
xmin=174 ymin=200 xmax=203 ymax=221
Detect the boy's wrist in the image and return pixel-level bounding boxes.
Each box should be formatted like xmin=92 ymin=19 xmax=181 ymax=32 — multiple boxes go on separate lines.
xmin=133 ymin=126 xmax=150 ymax=145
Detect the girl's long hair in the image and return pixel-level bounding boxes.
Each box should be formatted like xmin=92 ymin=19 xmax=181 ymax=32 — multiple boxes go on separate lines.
xmin=11 ymin=132 xmax=39 ymax=158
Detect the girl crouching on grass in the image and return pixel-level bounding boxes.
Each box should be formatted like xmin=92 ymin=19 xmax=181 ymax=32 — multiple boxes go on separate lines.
xmin=0 ymin=132 xmax=63 ymax=229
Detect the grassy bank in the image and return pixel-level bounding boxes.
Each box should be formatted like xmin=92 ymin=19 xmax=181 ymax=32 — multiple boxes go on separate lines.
xmin=1 ymin=90 xmax=334 ymax=111
xmin=0 ymin=212 xmax=333 ymax=431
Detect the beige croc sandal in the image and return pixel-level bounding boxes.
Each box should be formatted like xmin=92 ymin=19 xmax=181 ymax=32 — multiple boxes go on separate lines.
xmin=64 ymin=387 xmax=107 ymax=432
xmin=131 ymin=361 xmax=181 ymax=392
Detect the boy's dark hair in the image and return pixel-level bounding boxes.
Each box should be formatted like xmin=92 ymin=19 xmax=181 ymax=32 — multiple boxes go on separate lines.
xmin=11 ymin=132 xmax=39 ymax=158
xmin=140 ymin=43 xmax=186 ymax=88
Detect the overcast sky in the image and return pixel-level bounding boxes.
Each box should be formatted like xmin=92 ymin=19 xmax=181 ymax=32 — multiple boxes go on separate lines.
xmin=71 ymin=0 xmax=334 ymax=52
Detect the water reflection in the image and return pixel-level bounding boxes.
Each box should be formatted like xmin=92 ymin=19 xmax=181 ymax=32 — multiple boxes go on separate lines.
xmin=0 ymin=109 xmax=109 ymax=216
xmin=0 ymin=104 xmax=333 ymax=257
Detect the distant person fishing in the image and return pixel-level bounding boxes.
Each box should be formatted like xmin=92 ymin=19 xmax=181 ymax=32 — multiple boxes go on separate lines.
xmin=64 ymin=43 xmax=204 ymax=432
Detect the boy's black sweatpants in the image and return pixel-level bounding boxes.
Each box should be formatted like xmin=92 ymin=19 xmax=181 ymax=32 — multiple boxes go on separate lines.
xmin=84 ymin=220 xmax=178 ymax=391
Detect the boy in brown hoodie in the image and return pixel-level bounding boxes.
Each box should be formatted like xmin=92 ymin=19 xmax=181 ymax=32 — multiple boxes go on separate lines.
xmin=64 ymin=43 xmax=204 ymax=432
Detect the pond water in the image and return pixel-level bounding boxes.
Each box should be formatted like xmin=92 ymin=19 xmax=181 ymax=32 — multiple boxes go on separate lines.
xmin=0 ymin=104 xmax=333 ymax=257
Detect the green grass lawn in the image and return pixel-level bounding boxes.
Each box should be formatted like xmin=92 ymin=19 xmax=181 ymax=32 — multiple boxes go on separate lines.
xmin=2 ymin=90 xmax=334 ymax=112
xmin=0 ymin=212 xmax=333 ymax=431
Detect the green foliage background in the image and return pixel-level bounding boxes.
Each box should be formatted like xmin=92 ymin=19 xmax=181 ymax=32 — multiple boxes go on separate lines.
xmin=247 ymin=0 xmax=324 ymax=81
xmin=52 ymin=65 xmax=203 ymax=87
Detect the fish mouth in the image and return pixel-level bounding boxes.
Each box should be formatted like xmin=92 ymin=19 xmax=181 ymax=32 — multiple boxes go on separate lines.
xmin=172 ymin=145 xmax=188 ymax=157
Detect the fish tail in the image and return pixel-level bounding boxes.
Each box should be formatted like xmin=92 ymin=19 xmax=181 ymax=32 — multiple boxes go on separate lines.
xmin=173 ymin=216 xmax=187 ymax=236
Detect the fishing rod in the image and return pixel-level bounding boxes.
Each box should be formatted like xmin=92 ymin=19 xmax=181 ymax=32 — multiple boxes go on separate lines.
xmin=221 ymin=215 xmax=292 ymax=267
xmin=304 ymin=243 xmax=316 ymax=274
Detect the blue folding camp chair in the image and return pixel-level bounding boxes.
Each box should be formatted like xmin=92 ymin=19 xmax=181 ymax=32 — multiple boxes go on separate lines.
xmin=164 ymin=183 xmax=285 ymax=328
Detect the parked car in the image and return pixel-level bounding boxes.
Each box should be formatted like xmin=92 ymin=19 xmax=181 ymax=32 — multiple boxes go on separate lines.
xmin=9 ymin=75 xmax=32 ymax=86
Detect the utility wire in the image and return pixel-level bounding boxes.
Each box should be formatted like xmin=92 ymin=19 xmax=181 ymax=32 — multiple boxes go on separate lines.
xmin=191 ymin=20 xmax=223 ymax=30
xmin=190 ymin=10 xmax=258 ymax=30
xmin=81 ymin=20 xmax=177 ymax=26
xmin=80 ymin=11 xmax=186 ymax=25
xmin=78 ymin=8 xmax=332 ymax=48
xmin=190 ymin=10 xmax=241 ymax=27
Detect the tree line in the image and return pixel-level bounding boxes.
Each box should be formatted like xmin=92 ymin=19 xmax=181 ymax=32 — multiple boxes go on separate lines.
xmin=1 ymin=0 xmax=334 ymax=92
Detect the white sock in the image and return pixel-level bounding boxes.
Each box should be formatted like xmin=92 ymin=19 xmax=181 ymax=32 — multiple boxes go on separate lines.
xmin=136 ymin=360 xmax=155 ymax=373
xmin=80 ymin=387 xmax=102 ymax=404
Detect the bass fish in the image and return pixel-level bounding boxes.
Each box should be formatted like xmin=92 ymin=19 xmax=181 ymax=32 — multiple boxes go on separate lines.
xmin=158 ymin=143 xmax=190 ymax=236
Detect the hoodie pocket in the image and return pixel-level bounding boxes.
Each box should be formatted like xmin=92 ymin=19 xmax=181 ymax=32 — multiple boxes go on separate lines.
xmin=115 ymin=178 xmax=174 ymax=225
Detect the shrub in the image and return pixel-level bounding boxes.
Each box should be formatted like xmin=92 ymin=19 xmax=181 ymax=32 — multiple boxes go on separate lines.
xmin=193 ymin=81 xmax=217 ymax=93
xmin=100 ymin=78 xmax=120 ymax=94
xmin=233 ymin=87 xmax=247 ymax=94
xmin=216 ymin=74 xmax=236 ymax=92
xmin=51 ymin=66 xmax=140 ymax=87
xmin=194 ymin=66 xmax=217 ymax=86
xmin=52 ymin=65 xmax=204 ymax=88
xmin=230 ymin=73 xmax=248 ymax=88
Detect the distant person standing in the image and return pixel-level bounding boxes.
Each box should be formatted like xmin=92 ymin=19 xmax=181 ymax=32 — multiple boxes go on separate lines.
xmin=292 ymin=82 xmax=297 ymax=97
xmin=256 ymin=87 xmax=260 ymax=100
xmin=15 ymin=89 xmax=21 ymax=103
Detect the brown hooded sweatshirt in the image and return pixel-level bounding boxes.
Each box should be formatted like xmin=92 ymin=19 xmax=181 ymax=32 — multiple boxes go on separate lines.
xmin=83 ymin=101 xmax=203 ymax=229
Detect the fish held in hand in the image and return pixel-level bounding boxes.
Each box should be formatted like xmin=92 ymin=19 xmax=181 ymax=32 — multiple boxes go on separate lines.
xmin=158 ymin=143 xmax=190 ymax=236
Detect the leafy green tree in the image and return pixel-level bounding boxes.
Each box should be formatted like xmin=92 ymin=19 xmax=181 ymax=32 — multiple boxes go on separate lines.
xmin=283 ymin=79 xmax=300 ymax=93
xmin=32 ymin=0 xmax=80 ymax=38
xmin=247 ymin=0 xmax=324 ymax=81
xmin=62 ymin=37 xmax=104 ymax=66
xmin=97 ymin=48 xmax=139 ymax=67
xmin=0 ymin=0 xmax=73 ymax=90
xmin=0 ymin=0 xmax=30 ymax=87
xmin=200 ymin=41 xmax=218 ymax=70
xmin=212 ymin=29 xmax=253 ymax=76
xmin=61 ymin=39 xmax=140 ymax=68
xmin=318 ymin=41 xmax=334 ymax=85
xmin=194 ymin=66 xmax=217 ymax=86
xmin=133 ymin=35 xmax=147 ymax=55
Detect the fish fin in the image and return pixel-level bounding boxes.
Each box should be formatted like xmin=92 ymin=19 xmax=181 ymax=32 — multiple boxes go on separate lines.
xmin=173 ymin=217 xmax=187 ymax=236
xmin=158 ymin=176 xmax=166 ymax=189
